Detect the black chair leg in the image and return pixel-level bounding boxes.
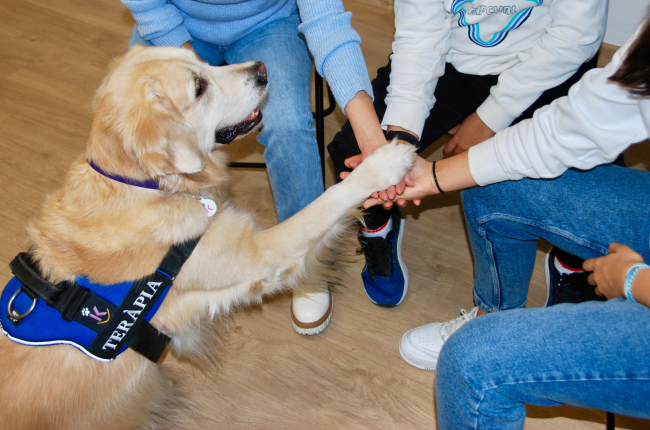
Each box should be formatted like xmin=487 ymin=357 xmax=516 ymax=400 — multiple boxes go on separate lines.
xmin=227 ymin=161 xmax=266 ymax=168
xmin=606 ymin=412 xmax=615 ymax=430
xmin=229 ymin=71 xmax=336 ymax=186
xmin=314 ymin=73 xmax=326 ymax=181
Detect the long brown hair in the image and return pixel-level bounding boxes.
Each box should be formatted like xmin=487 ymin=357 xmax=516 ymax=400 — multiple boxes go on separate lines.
xmin=610 ymin=16 xmax=650 ymax=96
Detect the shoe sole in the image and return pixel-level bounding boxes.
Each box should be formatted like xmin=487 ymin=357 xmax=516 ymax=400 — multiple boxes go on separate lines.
xmin=365 ymin=215 xmax=409 ymax=307
xmin=398 ymin=341 xmax=436 ymax=372
xmin=291 ymin=295 xmax=333 ymax=336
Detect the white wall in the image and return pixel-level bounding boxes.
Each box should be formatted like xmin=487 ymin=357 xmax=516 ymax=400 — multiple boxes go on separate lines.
xmin=604 ymin=0 xmax=650 ymax=46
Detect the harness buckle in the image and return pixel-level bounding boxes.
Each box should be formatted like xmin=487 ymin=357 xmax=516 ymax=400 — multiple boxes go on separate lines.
xmin=7 ymin=287 xmax=37 ymax=326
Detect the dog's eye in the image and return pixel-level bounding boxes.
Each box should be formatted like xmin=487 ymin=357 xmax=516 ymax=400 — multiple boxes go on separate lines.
xmin=195 ymin=77 xmax=207 ymax=98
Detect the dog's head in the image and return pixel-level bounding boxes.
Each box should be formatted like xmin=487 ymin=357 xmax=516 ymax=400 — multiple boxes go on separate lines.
xmin=86 ymin=45 xmax=267 ymax=188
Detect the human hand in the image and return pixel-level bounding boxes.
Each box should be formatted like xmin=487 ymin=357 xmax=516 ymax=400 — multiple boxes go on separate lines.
xmin=583 ymin=243 xmax=645 ymax=299
xmin=343 ymin=137 xmax=415 ymax=199
xmin=361 ymin=156 xmax=435 ymax=209
xmin=443 ymin=112 xmax=495 ymax=156
xmin=344 ymin=141 xmax=385 ymax=170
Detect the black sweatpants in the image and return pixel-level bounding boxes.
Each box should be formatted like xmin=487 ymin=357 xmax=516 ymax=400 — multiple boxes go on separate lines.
xmin=327 ymin=56 xmax=599 ymax=229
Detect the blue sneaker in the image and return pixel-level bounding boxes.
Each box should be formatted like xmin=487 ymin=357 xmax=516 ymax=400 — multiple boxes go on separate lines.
xmin=358 ymin=208 xmax=408 ymax=307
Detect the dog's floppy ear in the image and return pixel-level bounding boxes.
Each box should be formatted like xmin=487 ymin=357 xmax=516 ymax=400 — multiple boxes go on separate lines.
xmin=124 ymin=44 xmax=147 ymax=58
xmin=125 ymin=77 xmax=205 ymax=177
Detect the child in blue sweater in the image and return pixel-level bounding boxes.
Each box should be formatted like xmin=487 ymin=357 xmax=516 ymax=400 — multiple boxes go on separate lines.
xmin=122 ymin=0 xmax=388 ymax=335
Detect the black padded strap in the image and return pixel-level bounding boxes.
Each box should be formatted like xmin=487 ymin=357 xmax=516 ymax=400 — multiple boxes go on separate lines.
xmin=126 ymin=320 xmax=171 ymax=363
xmin=9 ymin=253 xmax=65 ymax=306
xmin=57 ymin=286 xmax=91 ymax=322
xmin=157 ymin=236 xmax=201 ymax=279
xmin=9 ymin=253 xmax=90 ymax=321
xmin=121 ymin=236 xmax=199 ymax=362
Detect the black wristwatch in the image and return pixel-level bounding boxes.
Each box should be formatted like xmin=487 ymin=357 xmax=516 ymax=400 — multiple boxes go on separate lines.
xmin=385 ymin=130 xmax=419 ymax=147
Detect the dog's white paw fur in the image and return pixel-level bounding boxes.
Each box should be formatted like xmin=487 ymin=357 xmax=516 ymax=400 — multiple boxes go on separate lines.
xmin=347 ymin=140 xmax=417 ymax=196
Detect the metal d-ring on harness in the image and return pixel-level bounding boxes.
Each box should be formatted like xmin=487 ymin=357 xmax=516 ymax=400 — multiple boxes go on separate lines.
xmin=2 ymin=236 xmax=201 ymax=363
xmin=7 ymin=288 xmax=36 ymax=321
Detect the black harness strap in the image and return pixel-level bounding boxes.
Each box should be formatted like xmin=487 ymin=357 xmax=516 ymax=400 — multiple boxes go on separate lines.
xmin=157 ymin=237 xmax=202 ymax=279
xmin=126 ymin=320 xmax=171 ymax=363
xmin=9 ymin=254 xmax=90 ymax=322
xmin=8 ymin=236 xmax=202 ymax=363
xmin=123 ymin=236 xmax=201 ymax=363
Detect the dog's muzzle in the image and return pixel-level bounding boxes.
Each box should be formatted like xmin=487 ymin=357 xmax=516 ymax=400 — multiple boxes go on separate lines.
xmin=214 ymin=108 xmax=263 ymax=144
xmin=214 ymin=61 xmax=267 ymax=144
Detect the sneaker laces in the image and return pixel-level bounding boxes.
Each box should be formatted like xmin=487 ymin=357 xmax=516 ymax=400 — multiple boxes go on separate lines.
xmin=441 ymin=307 xmax=478 ymax=341
xmin=357 ymin=234 xmax=392 ymax=278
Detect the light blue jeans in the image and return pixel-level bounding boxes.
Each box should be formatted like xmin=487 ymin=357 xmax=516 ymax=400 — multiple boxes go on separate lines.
xmin=128 ymin=12 xmax=323 ymax=222
xmin=436 ymin=164 xmax=650 ymax=428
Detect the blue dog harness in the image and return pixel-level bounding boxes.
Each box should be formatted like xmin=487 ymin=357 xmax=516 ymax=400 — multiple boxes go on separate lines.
xmin=1 ymin=237 xmax=200 ymax=363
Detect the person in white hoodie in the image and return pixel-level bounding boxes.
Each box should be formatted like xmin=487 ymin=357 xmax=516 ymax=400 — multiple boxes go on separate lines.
xmin=359 ymin=19 xmax=650 ymax=428
xmin=327 ymin=0 xmax=609 ymax=314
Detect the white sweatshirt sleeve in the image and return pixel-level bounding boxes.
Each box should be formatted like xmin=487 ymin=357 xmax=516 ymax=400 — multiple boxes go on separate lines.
xmin=469 ymin=32 xmax=650 ymax=186
xmin=476 ymin=0 xmax=608 ymax=133
xmin=381 ymin=0 xmax=451 ymax=137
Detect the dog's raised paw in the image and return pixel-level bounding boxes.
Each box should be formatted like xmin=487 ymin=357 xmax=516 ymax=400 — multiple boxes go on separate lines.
xmin=351 ymin=140 xmax=417 ymax=194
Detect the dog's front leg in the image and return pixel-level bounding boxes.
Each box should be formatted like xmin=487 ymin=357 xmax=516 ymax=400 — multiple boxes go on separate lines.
xmin=168 ymin=142 xmax=415 ymax=319
xmin=255 ymin=141 xmax=416 ymax=268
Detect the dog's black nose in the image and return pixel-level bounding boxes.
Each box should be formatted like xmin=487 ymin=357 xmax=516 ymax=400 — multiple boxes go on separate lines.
xmin=255 ymin=61 xmax=268 ymax=86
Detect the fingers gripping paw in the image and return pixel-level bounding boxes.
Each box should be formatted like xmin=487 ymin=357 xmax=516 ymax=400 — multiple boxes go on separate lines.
xmin=353 ymin=141 xmax=417 ymax=194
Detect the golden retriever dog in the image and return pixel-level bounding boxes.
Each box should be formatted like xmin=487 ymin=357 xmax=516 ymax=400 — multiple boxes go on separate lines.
xmin=0 ymin=45 xmax=416 ymax=430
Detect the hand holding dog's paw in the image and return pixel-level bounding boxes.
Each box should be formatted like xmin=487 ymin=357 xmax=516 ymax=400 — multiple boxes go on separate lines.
xmin=362 ymin=156 xmax=434 ymax=209
xmin=347 ymin=141 xmax=417 ymax=197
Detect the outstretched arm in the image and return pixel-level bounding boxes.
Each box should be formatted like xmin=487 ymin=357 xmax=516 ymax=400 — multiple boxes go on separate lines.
xmin=344 ymin=92 xmax=389 ymax=161
xmin=344 ymin=96 xmax=416 ymax=199
xmin=358 ymin=151 xmax=477 ymax=209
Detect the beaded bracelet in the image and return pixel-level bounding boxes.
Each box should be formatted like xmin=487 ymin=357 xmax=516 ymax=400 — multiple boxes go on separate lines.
xmin=432 ymin=161 xmax=445 ymax=194
xmin=624 ymin=263 xmax=650 ymax=303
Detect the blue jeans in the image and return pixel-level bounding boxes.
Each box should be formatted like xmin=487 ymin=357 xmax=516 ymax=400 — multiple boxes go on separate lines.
xmin=128 ymin=12 xmax=323 ymax=222
xmin=436 ymin=300 xmax=650 ymax=429
xmin=436 ymin=164 xmax=650 ymax=428
xmin=462 ymin=164 xmax=650 ymax=312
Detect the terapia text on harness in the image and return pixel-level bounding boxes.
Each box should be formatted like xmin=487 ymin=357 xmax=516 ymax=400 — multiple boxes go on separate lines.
xmin=0 ymin=237 xmax=200 ymax=363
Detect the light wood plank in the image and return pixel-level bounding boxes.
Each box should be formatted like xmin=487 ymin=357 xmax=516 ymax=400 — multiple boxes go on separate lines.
xmin=0 ymin=1 xmax=648 ymax=429
xmin=597 ymin=42 xmax=619 ymax=67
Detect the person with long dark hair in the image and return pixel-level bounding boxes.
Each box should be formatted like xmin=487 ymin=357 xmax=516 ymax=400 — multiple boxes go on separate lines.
xmin=359 ymin=18 xmax=650 ymax=428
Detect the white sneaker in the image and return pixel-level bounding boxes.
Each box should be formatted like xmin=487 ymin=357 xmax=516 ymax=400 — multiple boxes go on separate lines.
xmin=399 ymin=307 xmax=479 ymax=371
xmin=290 ymin=284 xmax=333 ymax=336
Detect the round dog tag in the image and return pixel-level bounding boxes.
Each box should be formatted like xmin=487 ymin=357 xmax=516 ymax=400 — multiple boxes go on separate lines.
xmin=198 ymin=197 xmax=217 ymax=217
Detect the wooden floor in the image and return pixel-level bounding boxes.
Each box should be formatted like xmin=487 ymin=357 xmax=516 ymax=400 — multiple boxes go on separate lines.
xmin=1 ymin=0 xmax=649 ymax=428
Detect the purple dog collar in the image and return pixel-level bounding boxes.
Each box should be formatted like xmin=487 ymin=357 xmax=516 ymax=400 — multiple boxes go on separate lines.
xmin=88 ymin=160 xmax=159 ymax=190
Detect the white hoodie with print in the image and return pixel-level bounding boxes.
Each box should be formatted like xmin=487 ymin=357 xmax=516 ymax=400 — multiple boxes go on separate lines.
xmin=382 ymin=0 xmax=608 ymax=137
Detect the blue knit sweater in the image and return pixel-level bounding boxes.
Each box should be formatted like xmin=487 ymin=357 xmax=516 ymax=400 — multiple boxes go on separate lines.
xmin=121 ymin=0 xmax=373 ymax=112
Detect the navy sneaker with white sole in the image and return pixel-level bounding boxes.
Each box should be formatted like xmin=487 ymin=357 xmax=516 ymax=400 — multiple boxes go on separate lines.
xmin=358 ymin=208 xmax=408 ymax=307
xmin=545 ymin=247 xmax=592 ymax=306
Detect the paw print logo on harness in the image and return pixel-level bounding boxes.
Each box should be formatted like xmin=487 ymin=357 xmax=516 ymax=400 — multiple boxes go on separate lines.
xmin=81 ymin=306 xmax=110 ymax=324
